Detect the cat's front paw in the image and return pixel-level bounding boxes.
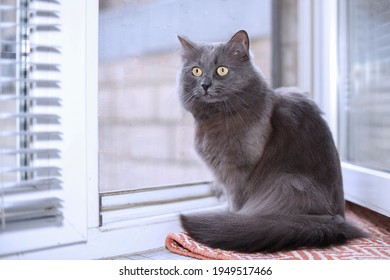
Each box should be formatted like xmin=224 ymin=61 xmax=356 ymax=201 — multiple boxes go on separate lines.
xmin=210 ymin=181 xmax=225 ymax=199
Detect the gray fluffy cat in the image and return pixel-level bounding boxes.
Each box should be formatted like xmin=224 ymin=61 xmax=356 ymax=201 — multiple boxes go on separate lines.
xmin=176 ymin=30 xmax=366 ymax=253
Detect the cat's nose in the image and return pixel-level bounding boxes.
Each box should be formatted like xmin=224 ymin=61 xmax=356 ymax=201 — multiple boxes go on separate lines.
xmin=202 ymin=83 xmax=210 ymax=91
xmin=201 ymin=77 xmax=212 ymax=92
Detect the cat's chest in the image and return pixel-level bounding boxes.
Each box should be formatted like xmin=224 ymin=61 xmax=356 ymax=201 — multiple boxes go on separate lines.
xmin=195 ymin=121 xmax=267 ymax=171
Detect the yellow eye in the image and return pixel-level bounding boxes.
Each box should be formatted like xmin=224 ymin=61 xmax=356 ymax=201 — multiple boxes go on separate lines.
xmin=216 ymin=66 xmax=229 ymax=76
xmin=192 ymin=67 xmax=203 ymax=77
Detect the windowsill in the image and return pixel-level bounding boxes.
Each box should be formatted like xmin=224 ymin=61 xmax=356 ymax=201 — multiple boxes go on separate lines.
xmin=1 ymin=200 xmax=226 ymax=260
xmin=343 ymin=163 xmax=390 ymax=218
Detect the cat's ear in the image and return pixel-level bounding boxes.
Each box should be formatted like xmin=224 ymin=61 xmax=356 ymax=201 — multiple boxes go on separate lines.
xmin=177 ymin=35 xmax=197 ymax=55
xmin=228 ymin=30 xmax=250 ymax=51
xmin=227 ymin=30 xmax=250 ymax=60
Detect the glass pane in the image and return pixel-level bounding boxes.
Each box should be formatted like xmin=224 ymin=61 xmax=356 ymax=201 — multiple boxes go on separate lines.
xmin=98 ymin=0 xmax=272 ymax=192
xmin=339 ymin=0 xmax=390 ymax=172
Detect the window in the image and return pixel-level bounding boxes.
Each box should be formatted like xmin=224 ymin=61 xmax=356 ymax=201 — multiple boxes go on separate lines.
xmin=0 ymin=0 xmax=91 ymax=256
xmin=1 ymin=0 xmax=63 ymax=230
xmin=338 ymin=0 xmax=390 ymax=216
xmin=98 ymin=0 xmax=272 ymax=224
xmin=338 ymin=0 xmax=390 ymax=172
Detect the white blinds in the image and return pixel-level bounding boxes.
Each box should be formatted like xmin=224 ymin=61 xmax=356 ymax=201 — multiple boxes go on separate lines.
xmin=0 ymin=0 xmax=62 ymax=231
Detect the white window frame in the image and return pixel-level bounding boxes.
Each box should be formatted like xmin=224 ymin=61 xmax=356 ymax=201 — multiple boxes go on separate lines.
xmin=298 ymin=0 xmax=390 ymax=217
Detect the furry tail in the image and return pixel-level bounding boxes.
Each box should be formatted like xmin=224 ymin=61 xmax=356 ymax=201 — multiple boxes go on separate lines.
xmin=180 ymin=212 xmax=367 ymax=253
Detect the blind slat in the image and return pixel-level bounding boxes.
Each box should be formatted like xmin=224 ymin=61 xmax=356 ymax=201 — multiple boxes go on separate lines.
xmin=0 ymin=7 xmax=59 ymax=16
xmin=3 ymin=197 xmax=62 ymax=223
xmin=0 ymin=148 xmax=60 ymax=156
xmin=0 ymin=96 xmax=61 ymax=105
xmin=0 ymin=77 xmax=60 ymax=84
xmin=0 ymin=131 xmax=62 ymax=140
xmin=0 ymin=113 xmax=60 ymax=122
xmin=0 ymin=60 xmax=60 ymax=70
xmin=2 ymin=177 xmax=61 ymax=191
xmin=3 ymin=166 xmax=61 ymax=173
xmin=0 ymin=23 xmax=61 ymax=29
xmin=4 ymin=208 xmax=62 ymax=223
xmin=0 ymin=42 xmax=61 ymax=53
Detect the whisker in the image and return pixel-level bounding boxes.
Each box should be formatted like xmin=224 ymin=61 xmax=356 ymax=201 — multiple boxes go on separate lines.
xmin=180 ymin=89 xmax=198 ymax=111
xmin=214 ymin=86 xmax=254 ymax=116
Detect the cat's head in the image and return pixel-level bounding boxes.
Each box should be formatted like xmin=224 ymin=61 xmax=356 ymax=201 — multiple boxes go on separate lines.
xmin=177 ymin=30 xmax=265 ymax=117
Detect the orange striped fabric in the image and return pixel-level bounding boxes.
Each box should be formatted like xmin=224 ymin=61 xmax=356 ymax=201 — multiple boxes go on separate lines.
xmin=165 ymin=203 xmax=390 ymax=260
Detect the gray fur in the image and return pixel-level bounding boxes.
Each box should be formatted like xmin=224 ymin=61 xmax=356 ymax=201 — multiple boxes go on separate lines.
xmin=177 ymin=30 xmax=366 ymax=253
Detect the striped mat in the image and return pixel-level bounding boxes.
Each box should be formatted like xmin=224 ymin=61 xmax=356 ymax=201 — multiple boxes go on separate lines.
xmin=165 ymin=203 xmax=390 ymax=260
